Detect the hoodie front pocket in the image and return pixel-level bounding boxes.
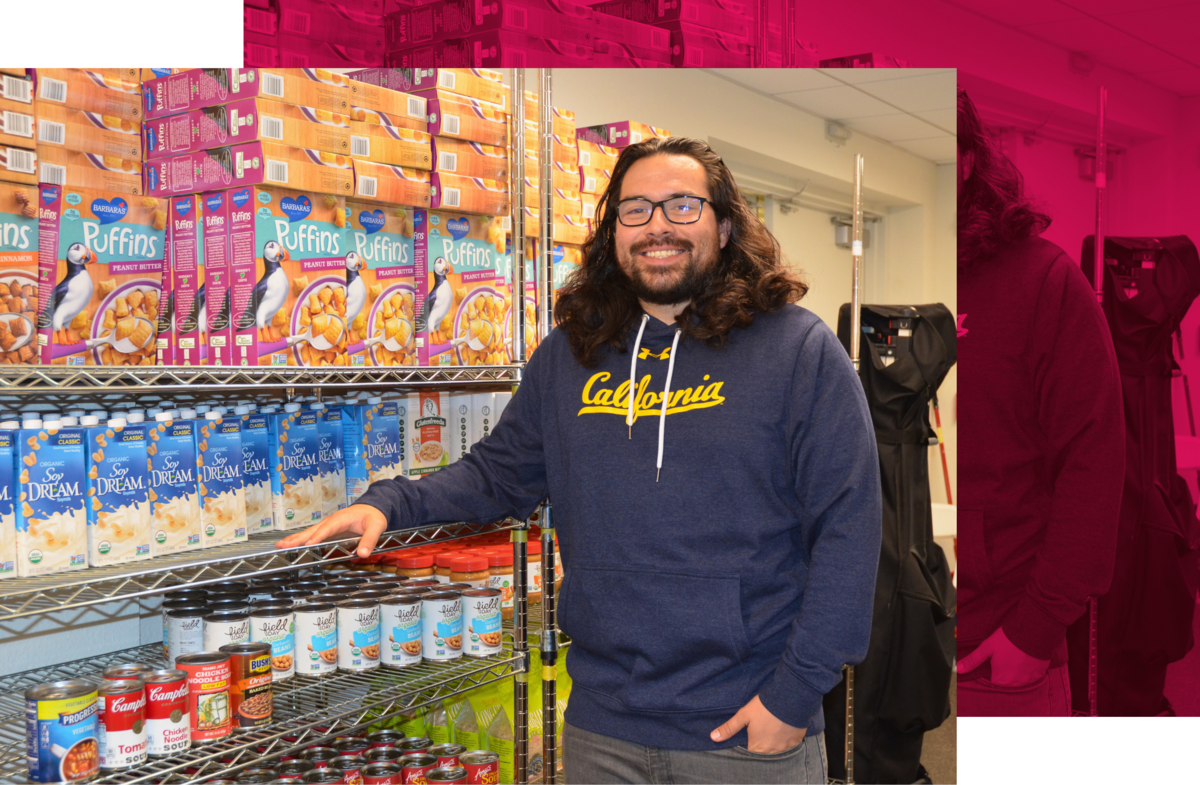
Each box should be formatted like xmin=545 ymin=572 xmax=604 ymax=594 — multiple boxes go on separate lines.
xmin=957 ymin=508 xmax=992 ymax=608
xmin=559 ymin=566 xmax=754 ymax=714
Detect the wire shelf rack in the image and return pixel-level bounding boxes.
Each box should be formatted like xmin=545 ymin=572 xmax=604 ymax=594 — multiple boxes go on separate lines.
xmin=0 ymin=642 xmax=523 ymax=783
xmin=0 ymin=520 xmax=519 ymax=622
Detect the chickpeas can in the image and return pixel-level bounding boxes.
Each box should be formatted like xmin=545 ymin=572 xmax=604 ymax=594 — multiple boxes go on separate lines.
xmin=460 ymin=589 xmax=502 ymax=658
xmin=25 ymin=680 xmax=100 ymax=783
xmin=219 ymin=642 xmax=273 ymax=731
xmin=337 ymin=598 xmax=381 ymax=671
xmin=381 ymin=594 xmax=422 ymax=668
xmin=420 ymin=591 xmax=463 ymax=662
xmin=97 ymin=679 xmax=147 ymax=770
xmin=176 ymin=652 xmax=232 ymax=744
xmin=459 ymin=751 xmax=499 ymax=785
xmin=166 ymin=604 xmax=208 ymax=666
xmin=250 ymin=605 xmax=295 ymax=681
xmin=294 ymin=602 xmax=338 ymax=675
xmin=143 ymin=669 xmax=190 ymax=758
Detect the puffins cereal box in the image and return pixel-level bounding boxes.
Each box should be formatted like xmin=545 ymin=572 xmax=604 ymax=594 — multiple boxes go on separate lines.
xmin=144 ymin=97 xmax=352 ymax=160
xmin=198 ymin=413 xmax=247 ymax=547
xmin=0 ymin=431 xmax=16 ymax=579
xmin=84 ymin=420 xmax=152 ymax=566
xmin=346 ymin=199 xmax=416 ymax=367
xmin=143 ymin=68 xmax=351 ymax=120
xmin=168 ymin=194 xmax=206 ymax=365
xmin=36 ymin=185 xmax=166 ymax=366
xmin=15 ymin=423 xmax=88 ymax=576
xmin=198 ymin=189 xmax=236 ymax=366
xmin=149 ymin=414 xmax=203 ymax=556
xmin=0 ymin=181 xmax=40 ymax=365
xmin=269 ymin=405 xmax=323 ymax=531
xmin=241 ymin=410 xmax=273 ymax=532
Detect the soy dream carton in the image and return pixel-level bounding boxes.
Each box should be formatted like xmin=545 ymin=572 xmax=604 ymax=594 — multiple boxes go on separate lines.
xmin=241 ymin=410 xmax=274 ymax=532
xmin=84 ymin=421 xmax=152 ymax=567
xmin=197 ymin=414 xmax=247 ymax=547
xmin=363 ymin=398 xmax=405 ymax=484
xmin=346 ymin=198 xmax=417 ymax=367
xmin=148 ymin=415 xmax=203 ymax=556
xmin=15 ymin=423 xmax=88 ymax=577
xmin=36 ymin=185 xmax=166 ymax=367
xmin=269 ymin=406 xmax=324 ymax=531
xmin=316 ymin=406 xmax=347 ymax=519
xmin=0 ymin=181 xmax=40 ymax=366
xmin=0 ymin=432 xmax=14 ymax=579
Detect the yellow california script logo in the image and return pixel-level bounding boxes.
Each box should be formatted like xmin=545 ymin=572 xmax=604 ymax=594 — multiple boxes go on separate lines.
xmin=579 ymin=372 xmax=726 ymax=421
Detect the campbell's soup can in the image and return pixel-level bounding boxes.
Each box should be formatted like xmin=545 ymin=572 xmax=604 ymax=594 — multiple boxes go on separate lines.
xmin=204 ymin=609 xmax=251 ymax=652
xmin=460 ymin=589 xmax=502 ymax=658
xmin=331 ymin=754 xmax=366 ymax=784
xmin=337 ymin=598 xmax=381 ymax=672
xmin=236 ymin=767 xmax=277 ymax=782
xmin=275 ymin=759 xmax=315 ymax=781
xmin=143 ymin=669 xmax=190 ymax=758
xmin=176 ymin=652 xmax=232 ymax=744
xmin=426 ymin=765 xmax=468 ymax=784
xmin=427 ymin=744 xmax=465 ymax=768
xmin=381 ymin=594 xmax=422 ymax=668
xmin=399 ymin=753 xmax=437 ymax=784
xmin=101 ymin=663 xmax=152 ymax=684
xmin=294 ymin=602 xmax=338 ymax=675
xmin=97 ymin=679 xmax=147 ymax=770
xmin=420 ymin=591 xmax=462 ymax=662
xmin=219 ymin=642 xmax=273 ymax=730
xmin=362 ymin=761 xmax=402 ymax=784
xmin=25 ymin=679 xmax=99 ymax=782
xmin=459 ymin=751 xmax=499 ymax=785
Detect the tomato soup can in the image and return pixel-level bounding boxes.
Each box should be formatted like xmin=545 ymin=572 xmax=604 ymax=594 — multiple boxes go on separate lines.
xmin=459 ymin=751 xmax=499 ymax=785
xmin=420 ymin=591 xmax=462 ymax=662
xmin=399 ymin=753 xmax=437 ymax=784
xmin=337 ymin=598 xmax=381 ymax=671
xmin=25 ymin=679 xmax=99 ymax=782
xmin=302 ymin=769 xmax=345 ymax=783
xmin=301 ymin=746 xmax=338 ymax=768
xmin=334 ymin=737 xmax=370 ymax=756
xmin=101 ymin=663 xmax=153 ymax=684
xmin=460 ymin=588 xmax=502 ymax=658
xmin=427 ymin=744 xmax=465 ymax=768
xmin=331 ymin=754 xmax=366 ymax=784
xmin=362 ymin=761 xmax=402 ymax=784
xmin=219 ymin=642 xmax=273 ymax=731
xmin=143 ymin=669 xmax=190 ymax=758
xmin=176 ymin=652 xmax=232 ymax=744
xmin=97 ymin=679 xmax=147 ymax=770
xmin=366 ymin=729 xmax=402 ymax=749
xmin=426 ymin=765 xmax=468 ymax=784
xmin=235 ymin=767 xmax=277 ymax=782
xmin=366 ymin=747 xmax=405 ymax=764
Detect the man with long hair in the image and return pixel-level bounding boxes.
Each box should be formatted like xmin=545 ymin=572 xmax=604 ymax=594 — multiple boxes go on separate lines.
xmin=278 ymin=137 xmax=882 ymax=783
xmin=955 ymin=87 xmax=1125 ymax=716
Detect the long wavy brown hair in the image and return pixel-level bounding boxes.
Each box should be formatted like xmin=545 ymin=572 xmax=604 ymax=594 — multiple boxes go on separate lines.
xmin=554 ymin=136 xmax=808 ymax=368
xmin=958 ymin=87 xmax=1053 ymax=267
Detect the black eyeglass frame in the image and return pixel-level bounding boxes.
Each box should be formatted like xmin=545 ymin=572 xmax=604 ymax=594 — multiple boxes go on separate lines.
xmin=614 ymin=195 xmax=712 ymax=227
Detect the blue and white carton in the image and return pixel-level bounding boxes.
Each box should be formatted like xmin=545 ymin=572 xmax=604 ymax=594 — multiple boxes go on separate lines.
xmin=314 ymin=402 xmax=347 ymax=519
xmin=198 ymin=412 xmax=247 ymax=547
xmin=0 ymin=430 xmax=16 ymax=579
xmin=15 ymin=420 xmax=88 ymax=576
xmin=148 ymin=410 xmax=203 ymax=556
xmin=269 ymin=403 xmax=323 ymax=531
xmin=341 ymin=397 xmax=368 ymax=504
xmin=239 ymin=407 xmax=273 ymax=532
xmin=363 ymin=397 xmax=405 ymax=484
xmin=85 ymin=418 xmax=152 ymax=566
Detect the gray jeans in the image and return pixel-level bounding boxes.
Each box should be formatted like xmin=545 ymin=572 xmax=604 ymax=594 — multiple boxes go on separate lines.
xmin=562 ymin=721 xmax=828 ymax=784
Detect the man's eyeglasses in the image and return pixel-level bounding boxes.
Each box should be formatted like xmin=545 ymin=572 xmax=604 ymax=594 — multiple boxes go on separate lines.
xmin=616 ymin=196 xmax=709 ymax=227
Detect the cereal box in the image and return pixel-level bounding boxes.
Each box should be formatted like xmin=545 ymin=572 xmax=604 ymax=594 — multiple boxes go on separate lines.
xmin=578 ymin=120 xmax=669 ymax=149
xmin=15 ymin=423 xmax=88 ymax=576
xmin=347 ymin=80 xmax=427 ymax=121
xmin=341 ymin=399 xmax=368 ymax=503
xmin=0 ymin=182 xmax=40 ymax=366
xmin=575 ymin=137 xmax=620 ymax=170
xmin=36 ymin=185 xmax=166 ymax=366
xmin=578 ymin=165 xmax=612 ymax=196
xmin=580 ymin=191 xmax=602 ymax=227
xmin=406 ymin=391 xmax=449 ymax=477
xmin=198 ymin=413 xmax=248 ymax=547
xmin=411 ymin=68 xmax=508 ymax=110
xmin=277 ymin=0 xmax=387 ymax=54
xmin=0 ymin=73 xmax=33 ymax=104
xmin=36 ymin=145 xmax=142 ymax=195
xmin=200 ymin=190 xmax=234 ymax=365
xmin=148 ymin=414 xmax=203 ymax=556
xmin=352 ymin=159 xmax=432 ymax=206
xmin=0 ymin=146 xmax=35 ymax=184
xmin=549 ymin=241 xmax=582 ymax=299
xmin=520 ymin=93 xmax=578 ymax=138
xmin=240 ymin=410 xmax=274 ymax=532
xmin=0 ymin=95 xmax=35 ymax=151
xmin=316 ymin=404 xmax=347 ymax=519
xmin=819 ymin=52 xmax=910 ymax=68
xmin=0 ymin=431 xmax=16 ymax=579
xmin=431 ymin=137 xmax=507 ymax=180
xmin=349 ymin=68 xmax=418 ymax=94
xmin=143 ymin=141 xmax=354 ymax=198
xmin=346 ymin=198 xmax=417 ymax=367
xmin=140 ymin=69 xmax=180 ymax=83
xmin=430 ymin=173 xmax=508 ymax=216
xmin=420 ymin=32 xmax=595 ymax=68
xmin=390 ymin=0 xmax=593 ymax=48
xmin=363 ymin=399 xmax=405 ymax=484
xmin=666 ymin=23 xmax=752 ymax=68
xmin=590 ymin=9 xmax=671 ymax=53
xmin=348 ymin=105 xmax=427 ymax=135
xmin=415 ymin=209 xmax=509 ymax=365
xmin=269 ymin=405 xmax=324 ymax=531
xmin=34 ymin=103 xmax=141 ymax=159
xmin=164 ymin=195 xmax=206 ymax=366
xmin=593 ymin=38 xmax=674 ymax=66
xmin=350 ymin=122 xmax=432 ymax=169
xmin=32 ymin=69 xmax=142 ymax=122
xmin=256 ymin=36 xmax=387 ymax=70
xmin=144 ymin=98 xmax=352 ymax=160
xmin=591 ymin=50 xmax=676 ymax=68
xmin=84 ymin=420 xmax=152 ymax=566
xmin=422 ymin=91 xmax=507 ymax=146
xmin=143 ymin=68 xmax=351 ymax=120
xmin=590 ymin=0 xmax=750 ymax=37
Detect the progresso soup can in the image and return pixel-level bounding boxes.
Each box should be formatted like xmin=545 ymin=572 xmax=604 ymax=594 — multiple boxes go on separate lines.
xmin=25 ymin=679 xmax=100 ymax=782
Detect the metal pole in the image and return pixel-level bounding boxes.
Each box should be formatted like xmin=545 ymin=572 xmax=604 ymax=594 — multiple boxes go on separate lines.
xmin=513 ymin=521 xmax=530 ymax=784
xmin=1094 ymin=86 xmax=1107 ymax=302
xmin=511 ymin=69 xmax=527 ymax=366
xmin=845 ymin=663 xmax=855 ymax=784
xmin=850 ymin=154 xmax=864 ymax=373
xmin=1088 ymin=596 xmax=1098 ymax=717
xmin=541 ymin=503 xmax=559 ymax=784
xmin=540 ymin=68 xmax=554 ymax=340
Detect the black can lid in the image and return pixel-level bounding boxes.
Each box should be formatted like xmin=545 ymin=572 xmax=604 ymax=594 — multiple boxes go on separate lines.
xmin=293 ymin=602 xmax=337 ymax=614
xmin=167 ymin=604 xmax=210 ymax=617
xmin=204 ymin=608 xmax=250 ymax=622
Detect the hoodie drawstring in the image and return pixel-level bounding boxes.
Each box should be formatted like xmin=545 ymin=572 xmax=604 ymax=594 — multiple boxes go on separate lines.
xmin=628 ymin=314 xmax=650 ymax=439
xmin=656 ymin=328 xmax=682 ymax=482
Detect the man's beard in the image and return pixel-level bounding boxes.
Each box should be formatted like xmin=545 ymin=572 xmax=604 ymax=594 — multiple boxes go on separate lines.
xmin=619 ymin=237 xmax=721 ymax=305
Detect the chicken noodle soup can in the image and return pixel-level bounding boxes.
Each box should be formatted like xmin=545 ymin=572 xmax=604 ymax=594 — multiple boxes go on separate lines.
xmin=204 ymin=609 xmax=251 ymax=652
xmin=25 ymin=679 xmax=100 ymax=783
xmin=295 ymin=602 xmax=338 ymax=675
xmin=460 ymin=588 xmax=501 ymax=658
xmin=381 ymin=594 xmax=422 ymax=668
xmin=142 ymin=669 xmax=190 ymax=758
xmin=176 ymin=652 xmax=232 ymax=744
xmin=250 ymin=605 xmax=295 ymax=681
xmin=218 ymin=642 xmax=272 ymax=731
xmin=337 ymin=598 xmax=381 ymax=671
xmin=459 ymin=751 xmax=498 ymax=785
xmin=97 ymin=679 xmax=147 ymax=771
xmin=420 ymin=591 xmax=463 ymax=662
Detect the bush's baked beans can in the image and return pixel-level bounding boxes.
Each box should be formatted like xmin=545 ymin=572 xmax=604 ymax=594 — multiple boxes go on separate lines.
xmin=420 ymin=591 xmax=463 ymax=662
xmin=331 ymin=754 xmax=366 ymax=784
xmin=218 ymin=642 xmax=272 ymax=731
xmin=365 ymin=747 xmax=405 ymax=763
xmin=381 ymin=594 xmax=422 ymax=668
xmin=362 ymin=761 xmax=402 ymax=784
xmin=275 ymin=759 xmax=315 ymax=780
xmin=143 ymin=669 xmax=190 ymax=758
xmin=426 ymin=765 xmax=468 ymax=784
xmin=97 ymin=679 xmax=147 ymax=770
xmin=25 ymin=679 xmax=99 ymax=783
xmin=367 ymin=730 xmax=402 ymax=748
xmin=302 ymin=770 xmax=344 ymax=783
xmin=396 ymin=736 xmax=431 ymax=754
xmin=176 ymin=652 xmax=232 ymax=744
xmin=459 ymin=751 xmax=499 ymax=785
xmin=399 ymin=753 xmax=437 ymax=784
xmin=460 ymin=589 xmax=502 ymax=658
xmin=204 ymin=609 xmax=251 ymax=652
xmin=294 ymin=602 xmax=338 ymax=676
xmin=250 ymin=605 xmax=295 ymax=681
xmin=427 ymin=744 xmax=465 ymax=768
xmin=167 ymin=604 xmax=208 ymax=666
xmin=337 ymin=598 xmax=381 ymax=671
xmin=301 ymin=746 xmax=338 ymax=768
xmin=101 ymin=663 xmax=152 ymax=683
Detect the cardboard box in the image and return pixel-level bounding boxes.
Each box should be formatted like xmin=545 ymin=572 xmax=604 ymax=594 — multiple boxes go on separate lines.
xmin=350 ymin=122 xmax=433 ymax=169
xmin=432 ymin=136 xmax=507 ymax=180
xmin=148 ymin=415 xmax=203 ymax=556
xmin=143 ymin=141 xmax=354 ymax=198
xmin=495 ymin=237 xmax=539 ymax=360
xmin=198 ymin=189 xmax=235 ymax=366
xmin=515 ymin=204 xmax=589 ymax=244
xmin=431 ymin=172 xmax=508 ymax=215
xmin=349 ymin=68 xmax=418 ymax=94
xmin=0 ymin=69 xmax=26 ymax=78
xmin=406 ymin=390 xmax=450 ymax=476
xmin=346 ymin=198 xmax=418 ymax=367
xmin=36 ymin=146 xmax=142 ymax=196
xmin=421 ymin=30 xmax=595 ymax=67
xmin=0 ymin=146 xmax=35 ymax=185
xmin=197 ymin=414 xmax=248 ymax=547
xmin=519 ymin=92 xmax=576 ymax=137
xmin=349 ymin=105 xmax=428 ymax=137
xmin=581 ymin=190 xmax=603 ymax=227
xmin=85 ymin=421 xmax=152 ymax=566
xmin=576 ymin=138 xmax=620 ymax=170
xmin=143 ymin=69 xmax=351 ymax=120
xmin=819 ymin=52 xmax=911 ymax=68
xmin=0 ymin=431 xmax=14 ymax=578
xmin=668 ymin=22 xmax=752 ymax=67
xmin=33 ymin=103 xmax=140 ymax=160
xmin=590 ymin=8 xmax=671 ymax=52
xmin=579 ymin=120 xmax=670 ymax=148
xmin=166 ymin=195 xmax=207 ymax=366
xmin=277 ymin=0 xmax=387 ymax=54
xmin=412 ymin=67 xmax=508 ymax=110
xmin=589 ymin=0 xmax=751 ymax=39
xmin=144 ymin=97 xmax=352 ymax=160
xmin=348 ymin=80 xmax=428 ymax=121
xmin=37 ymin=185 xmax=166 ymax=366
xmin=0 ymin=73 xmax=33 ymax=104
xmin=32 ymin=69 xmax=142 ymax=122
xmin=593 ymin=38 xmax=674 ymax=65
xmin=578 ymin=164 xmax=613 ymax=195
xmin=0 ymin=181 xmax=39 ymax=365
xmin=140 ymin=69 xmax=180 ymax=82
xmin=15 ymin=424 xmax=88 ymax=576
xmin=389 ymin=0 xmax=594 ymax=48
xmin=0 ymin=96 xmax=35 ymax=152
xmin=549 ymin=240 xmax=583 ymax=298
xmin=245 ymin=4 xmax=279 ymax=36
xmin=352 ymin=158 xmax=433 ymax=206
xmin=423 ymin=90 xmax=507 ymax=146
xmin=254 ymin=36 xmax=387 ymax=68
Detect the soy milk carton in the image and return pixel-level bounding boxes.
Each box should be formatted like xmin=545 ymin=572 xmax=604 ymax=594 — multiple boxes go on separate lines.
xmin=240 ymin=409 xmax=273 ymax=532
xmin=406 ymin=391 xmax=449 ymax=478
xmin=341 ymin=398 xmax=369 ymax=503
xmin=198 ymin=413 xmax=247 ymax=547
xmin=0 ymin=431 xmax=16 ymax=579
xmin=363 ymin=398 xmax=404 ymax=484
xmin=148 ymin=412 xmax=203 ymax=556
xmin=84 ymin=419 xmax=152 ymax=566
xmin=346 ymin=199 xmax=416 ymax=367
xmin=15 ymin=422 xmax=88 ymax=576
xmin=0 ymin=181 xmax=40 ymax=365
xmin=269 ymin=404 xmax=323 ymax=531
xmin=313 ymin=402 xmax=347 ymax=519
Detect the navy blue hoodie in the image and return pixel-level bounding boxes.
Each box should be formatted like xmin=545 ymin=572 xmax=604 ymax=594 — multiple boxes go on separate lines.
xmin=356 ymin=304 xmax=882 ymax=751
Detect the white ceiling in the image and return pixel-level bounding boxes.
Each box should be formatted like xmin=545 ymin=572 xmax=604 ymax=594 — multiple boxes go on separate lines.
xmin=946 ymin=0 xmax=1200 ymax=97
xmin=708 ymin=68 xmax=958 ymax=165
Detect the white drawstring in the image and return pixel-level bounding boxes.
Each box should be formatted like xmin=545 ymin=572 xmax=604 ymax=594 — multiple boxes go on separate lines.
xmin=656 ymin=328 xmax=682 ymax=482
xmin=628 ymin=314 xmax=649 ymax=439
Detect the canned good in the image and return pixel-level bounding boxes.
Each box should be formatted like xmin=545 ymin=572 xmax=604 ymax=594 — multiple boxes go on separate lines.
xmin=420 ymin=592 xmax=463 ymax=662
xmin=337 ymin=599 xmax=381 ymax=671
xmin=162 ymin=598 xmax=207 ymax=659
xmin=399 ymin=753 xmax=437 ymax=784
xmin=273 ymin=589 xmax=313 ymax=603
xmin=176 ymin=652 xmax=232 ymax=744
xmin=208 ymin=580 xmax=251 ymax=593
xmin=235 ymin=768 xmax=277 ymax=783
xmin=291 ymin=581 xmax=328 ymax=593
xmin=440 ymin=583 xmax=476 ymax=593
xmin=164 ymin=587 xmax=209 ymax=602
xmin=366 ymin=730 xmax=402 ymax=749
xmin=361 ymin=761 xmax=402 ymax=785
xmin=294 ymin=602 xmax=338 ymax=676
xmin=460 ymin=589 xmax=502 ymax=658
xmin=25 ymin=680 xmax=100 ymax=783
xmin=246 ymin=583 xmax=282 ymax=601
xmin=426 ymin=766 xmax=467 ymax=784
xmin=302 ymin=770 xmax=344 ymax=784
xmin=334 ymin=737 xmax=370 ymax=755
xmin=396 ymin=737 xmax=431 ymax=754
xmin=426 ymin=744 xmax=465 ymax=768
xmin=396 ymin=580 xmax=439 ymax=591
xmin=167 ymin=604 xmax=209 ymax=666
xmin=209 ymin=599 xmax=252 ymax=613
xmin=380 ymin=595 xmax=422 ymax=669
xmin=204 ymin=609 xmax=251 ymax=651
xmin=323 ymin=584 xmax=365 ymax=595
xmin=330 ymin=754 xmax=366 ymax=784
xmin=207 ymin=592 xmax=251 ymax=604
xmin=101 ymin=663 xmax=152 ymax=683
xmin=459 ymin=751 xmax=499 ymax=785
xmin=365 ymin=747 xmax=405 ymax=764
xmin=250 ymin=605 xmax=296 ymax=681
xmin=98 ymin=679 xmax=147 ymax=770
xmin=301 ymin=746 xmax=338 ymax=768
xmin=275 ymin=759 xmax=315 ymax=780
xmin=251 ymin=598 xmax=296 ymax=610
xmin=350 ymin=589 xmax=393 ymax=601
xmin=143 ymin=669 xmax=190 ymax=758
xmin=219 ymin=642 xmax=273 ymax=730
xmin=361 ymin=575 xmax=409 ymax=586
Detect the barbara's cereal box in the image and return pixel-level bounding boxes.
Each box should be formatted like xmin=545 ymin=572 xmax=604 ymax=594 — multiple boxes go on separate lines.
xmin=167 ymin=195 xmax=206 ymax=366
xmin=316 ymin=405 xmax=347 ymax=519
xmin=551 ymin=241 xmax=583 ymax=300
xmin=241 ymin=410 xmax=273 ymax=532
xmin=352 ymin=159 xmax=432 ymax=206
xmin=0 ymin=182 xmax=40 ymax=365
xmin=579 ymin=120 xmax=669 ymax=149
xmin=430 ymin=173 xmax=508 ymax=216
xmin=33 ymin=69 xmax=142 ymax=122
xmin=269 ymin=405 xmax=324 ymax=531
xmin=350 ymin=122 xmax=432 ymax=169
xmin=199 ymin=190 xmax=235 ymax=365
xmin=349 ymin=68 xmax=418 ymax=94
xmin=198 ymin=413 xmax=248 ymax=547
xmin=432 ymin=137 xmax=507 ymax=180
xmin=416 ymin=209 xmax=509 ymax=366
xmin=576 ymin=137 xmax=620 ymax=170
xmin=349 ymin=105 xmax=427 ymax=134
xmin=578 ymin=165 xmax=612 ymax=195
xmin=0 ymin=145 xmax=35 ymax=184
xmin=36 ymin=185 xmax=166 ymax=366
xmin=667 ymin=23 xmax=752 ymax=68
xmin=412 ymin=68 xmax=508 ymax=109
xmin=406 ymin=391 xmax=450 ymax=477
xmin=364 ymin=399 xmax=405 ymax=483
xmin=145 ymin=98 xmax=351 ymax=160
xmin=347 ymin=79 xmax=427 ymax=121
xmin=37 ymin=145 xmax=142 ymax=195
xmin=391 ymin=0 xmax=593 ymax=48
xmin=143 ymin=141 xmax=354 ymax=198
xmin=0 ymin=431 xmax=15 ymax=579
xmin=423 ymin=91 xmax=507 ymax=146
xmin=0 ymin=73 xmax=33 ymax=104
xmin=84 ymin=420 xmax=152 ymax=566
xmin=346 ymin=199 xmax=417 ymax=367
xmin=0 ymin=95 xmax=35 ymax=151
xmin=278 ymin=0 xmax=387 ymax=53
xmin=148 ymin=413 xmax=203 ymax=556
xmin=34 ymin=103 xmax=141 ymax=159
xmin=15 ymin=423 xmax=88 ymax=576
xmin=143 ymin=68 xmax=351 ymax=120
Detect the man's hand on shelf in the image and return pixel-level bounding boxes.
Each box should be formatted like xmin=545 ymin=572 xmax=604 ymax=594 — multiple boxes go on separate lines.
xmin=275 ymin=504 xmax=390 ymax=558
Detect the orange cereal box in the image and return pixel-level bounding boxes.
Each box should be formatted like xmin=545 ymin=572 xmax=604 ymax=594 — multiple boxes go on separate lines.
xmin=0 ymin=95 xmax=35 ymax=152
xmin=32 ymin=69 xmax=142 ymax=122
xmin=34 ymin=103 xmax=141 ymax=159
xmin=346 ymin=199 xmax=417 ymax=367
xmin=349 ymin=121 xmax=432 ymax=170
xmin=0 ymin=182 xmax=40 ymax=365
xmin=351 ymin=159 xmax=431 ymax=207
xmin=36 ymin=145 xmax=142 ymax=196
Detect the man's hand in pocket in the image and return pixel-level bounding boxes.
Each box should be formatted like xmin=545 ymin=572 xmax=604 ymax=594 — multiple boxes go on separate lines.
xmin=957 ymin=626 xmax=1050 ymax=687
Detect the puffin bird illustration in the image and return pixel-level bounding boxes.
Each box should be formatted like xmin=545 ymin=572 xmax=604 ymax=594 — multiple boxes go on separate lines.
xmin=46 ymin=243 xmax=97 ymax=344
xmin=415 ymin=257 xmax=454 ymax=335
xmin=237 ymin=241 xmax=289 ymax=341
xmin=344 ymin=252 xmax=366 ymax=328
